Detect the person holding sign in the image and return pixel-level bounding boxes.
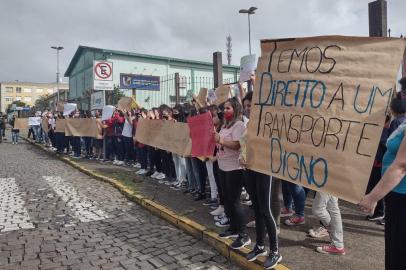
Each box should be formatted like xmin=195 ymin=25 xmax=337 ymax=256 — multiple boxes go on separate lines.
xmin=360 ymin=94 xmax=406 ymax=270
xmin=215 ymin=97 xmax=251 ymax=250
xmin=9 ymin=115 xmax=19 ymax=145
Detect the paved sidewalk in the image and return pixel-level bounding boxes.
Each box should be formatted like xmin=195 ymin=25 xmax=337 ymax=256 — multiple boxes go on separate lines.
xmin=68 ymin=153 xmax=385 ymax=270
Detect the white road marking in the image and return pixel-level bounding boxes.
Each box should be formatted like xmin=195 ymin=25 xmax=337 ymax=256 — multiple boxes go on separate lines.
xmin=0 ymin=178 xmax=35 ymax=232
xmin=43 ymin=176 xmax=108 ymax=222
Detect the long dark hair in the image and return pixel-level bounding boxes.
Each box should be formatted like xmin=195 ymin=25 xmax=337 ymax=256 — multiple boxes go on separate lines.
xmin=223 ymin=97 xmax=242 ymax=128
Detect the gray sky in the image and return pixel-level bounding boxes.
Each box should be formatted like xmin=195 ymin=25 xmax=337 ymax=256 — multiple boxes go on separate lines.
xmin=0 ymin=0 xmax=404 ymax=83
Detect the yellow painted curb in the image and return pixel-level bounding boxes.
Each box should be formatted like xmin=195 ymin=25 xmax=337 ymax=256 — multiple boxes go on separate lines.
xmin=25 ymin=138 xmax=291 ymax=270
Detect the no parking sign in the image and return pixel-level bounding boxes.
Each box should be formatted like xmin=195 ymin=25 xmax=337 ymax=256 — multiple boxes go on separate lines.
xmin=93 ymin=61 xmax=114 ymax=90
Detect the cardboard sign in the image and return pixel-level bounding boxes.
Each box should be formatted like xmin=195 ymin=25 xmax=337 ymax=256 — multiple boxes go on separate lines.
xmin=65 ymin=118 xmax=97 ymax=137
xmin=187 ymin=112 xmax=216 ymax=157
xmin=195 ymin=88 xmax=208 ymax=108
xmin=102 ymin=105 xmax=116 ymax=121
xmin=214 ymin=85 xmax=232 ymax=105
xmin=247 ymin=35 xmax=406 ymax=203
xmin=14 ymin=118 xmax=28 ymax=129
xmin=135 ymin=119 xmax=192 ymax=156
xmin=41 ymin=117 xmax=49 ymax=132
xmin=239 ymin=54 xmax=257 ymax=83
xmin=57 ymin=102 xmax=65 ymax=112
xmin=55 ymin=119 xmax=66 ymax=133
xmin=117 ymin=96 xmax=138 ymax=112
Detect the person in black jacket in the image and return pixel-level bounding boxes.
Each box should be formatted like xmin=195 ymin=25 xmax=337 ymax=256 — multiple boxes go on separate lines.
xmin=0 ymin=113 xmax=5 ymax=143
xmin=9 ymin=115 xmax=20 ymax=144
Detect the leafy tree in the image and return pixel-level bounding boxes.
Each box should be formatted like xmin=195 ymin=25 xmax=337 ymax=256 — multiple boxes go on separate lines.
xmin=6 ymin=101 xmax=27 ymax=113
xmin=106 ymin=85 xmax=125 ymax=105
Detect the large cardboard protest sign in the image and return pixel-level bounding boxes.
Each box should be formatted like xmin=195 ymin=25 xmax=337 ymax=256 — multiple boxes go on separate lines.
xmin=214 ymin=85 xmax=232 ymax=105
xmin=194 ymin=88 xmax=208 ymax=108
xmin=136 ymin=119 xmax=191 ymax=156
xmin=14 ymin=118 xmax=28 ymax=129
xmin=41 ymin=117 xmax=49 ymax=132
xmin=247 ymin=36 xmax=406 ymax=203
xmin=117 ymin=97 xmax=138 ymax=113
xmin=187 ymin=112 xmax=216 ymax=157
xmin=55 ymin=119 xmax=66 ymax=133
xmin=65 ymin=118 xmax=97 ymax=137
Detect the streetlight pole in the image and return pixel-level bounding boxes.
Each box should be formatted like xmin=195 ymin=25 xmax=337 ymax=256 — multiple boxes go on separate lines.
xmin=239 ymin=7 xmax=257 ymax=55
xmin=51 ymin=46 xmax=64 ymax=106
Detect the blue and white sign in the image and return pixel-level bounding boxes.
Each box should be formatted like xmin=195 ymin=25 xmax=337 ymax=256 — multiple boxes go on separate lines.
xmin=120 ymin=74 xmax=160 ymax=91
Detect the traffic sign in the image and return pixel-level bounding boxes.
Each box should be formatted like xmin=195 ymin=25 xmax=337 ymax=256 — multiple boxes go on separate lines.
xmin=93 ymin=60 xmax=114 ymax=90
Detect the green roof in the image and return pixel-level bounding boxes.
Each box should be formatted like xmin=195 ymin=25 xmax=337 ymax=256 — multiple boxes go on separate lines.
xmin=64 ymin=45 xmax=239 ymax=77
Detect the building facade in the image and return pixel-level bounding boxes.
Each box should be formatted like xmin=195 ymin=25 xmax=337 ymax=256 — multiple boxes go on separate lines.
xmin=64 ymin=46 xmax=240 ymax=109
xmin=0 ymin=82 xmax=68 ymax=113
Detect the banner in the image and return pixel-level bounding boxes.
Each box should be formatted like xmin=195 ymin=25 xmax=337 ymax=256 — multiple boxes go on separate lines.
xmin=91 ymin=91 xmax=105 ymax=110
xmin=239 ymin=54 xmax=257 ymax=83
xmin=63 ymin=103 xmax=77 ymax=116
xmin=120 ymin=73 xmax=160 ymax=90
xmin=65 ymin=118 xmax=97 ymax=137
xmin=187 ymin=112 xmax=216 ymax=157
xmin=102 ymin=105 xmax=115 ymax=121
xmin=14 ymin=118 xmax=28 ymax=129
xmin=135 ymin=119 xmax=191 ymax=156
xmin=55 ymin=119 xmax=66 ymax=133
xmin=214 ymin=85 xmax=232 ymax=105
xmin=247 ymin=35 xmax=406 ymax=203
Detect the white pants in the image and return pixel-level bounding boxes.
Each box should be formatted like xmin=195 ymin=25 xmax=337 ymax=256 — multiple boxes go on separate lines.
xmin=312 ymin=192 xmax=344 ymax=249
xmin=172 ymin=154 xmax=186 ymax=183
xmin=205 ymin=160 xmax=218 ymax=199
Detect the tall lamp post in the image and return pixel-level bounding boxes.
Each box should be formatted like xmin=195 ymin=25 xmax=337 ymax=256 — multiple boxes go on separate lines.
xmin=239 ymin=7 xmax=257 ymax=55
xmin=51 ymin=46 xmax=64 ymax=105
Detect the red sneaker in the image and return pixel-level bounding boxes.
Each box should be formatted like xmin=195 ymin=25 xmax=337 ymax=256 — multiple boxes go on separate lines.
xmin=284 ymin=215 xmax=305 ymax=226
xmin=280 ymin=207 xmax=294 ymax=217
xmin=316 ymin=245 xmax=346 ymax=255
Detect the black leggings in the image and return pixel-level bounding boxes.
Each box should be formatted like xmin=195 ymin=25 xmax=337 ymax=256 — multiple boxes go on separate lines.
xmin=244 ymin=170 xmax=278 ymax=252
xmin=213 ymin=161 xmax=224 ymax=205
xmin=218 ymin=169 xmax=245 ymax=235
xmin=148 ymin=148 xmax=162 ymax=172
xmin=366 ymin=166 xmax=385 ymax=216
xmin=385 ymin=192 xmax=406 ymax=270
xmin=162 ymin=151 xmax=176 ymax=178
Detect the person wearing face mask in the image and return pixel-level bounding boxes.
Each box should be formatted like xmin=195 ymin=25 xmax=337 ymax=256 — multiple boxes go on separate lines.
xmin=214 ymin=97 xmax=251 ymax=250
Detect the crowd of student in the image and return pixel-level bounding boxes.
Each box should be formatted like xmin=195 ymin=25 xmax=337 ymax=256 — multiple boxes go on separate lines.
xmin=9 ymin=76 xmax=406 ymax=270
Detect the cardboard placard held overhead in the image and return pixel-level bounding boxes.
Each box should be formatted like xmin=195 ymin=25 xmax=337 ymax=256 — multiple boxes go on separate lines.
xmin=14 ymin=118 xmax=28 ymax=129
xmin=135 ymin=119 xmax=192 ymax=156
xmin=195 ymin=88 xmax=208 ymax=108
xmin=214 ymin=85 xmax=232 ymax=105
xmin=55 ymin=119 xmax=66 ymax=133
xmin=247 ymin=35 xmax=406 ymax=203
xmin=65 ymin=118 xmax=97 ymax=137
xmin=117 ymin=96 xmax=138 ymax=112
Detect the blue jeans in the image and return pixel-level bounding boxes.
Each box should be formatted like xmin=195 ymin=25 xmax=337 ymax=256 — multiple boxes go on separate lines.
xmin=12 ymin=131 xmax=19 ymax=143
xmin=282 ymin=182 xmax=306 ymax=217
xmin=33 ymin=125 xmax=42 ymax=143
xmin=185 ymin=157 xmax=198 ymax=191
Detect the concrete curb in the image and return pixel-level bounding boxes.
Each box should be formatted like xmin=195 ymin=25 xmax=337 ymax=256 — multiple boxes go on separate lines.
xmin=24 ymin=138 xmax=290 ymax=270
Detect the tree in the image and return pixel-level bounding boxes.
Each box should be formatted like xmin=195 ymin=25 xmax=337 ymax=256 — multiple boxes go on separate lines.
xmin=106 ymin=85 xmax=125 ymax=105
xmin=6 ymin=101 xmax=27 ymax=113
xmin=32 ymin=96 xmax=50 ymax=112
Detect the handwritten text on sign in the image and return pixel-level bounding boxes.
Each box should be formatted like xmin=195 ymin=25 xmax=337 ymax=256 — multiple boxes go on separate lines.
xmin=247 ymin=36 xmax=406 ymax=203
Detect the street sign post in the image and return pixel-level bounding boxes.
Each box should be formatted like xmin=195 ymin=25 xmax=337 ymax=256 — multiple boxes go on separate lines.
xmin=93 ymin=61 xmax=114 ymax=91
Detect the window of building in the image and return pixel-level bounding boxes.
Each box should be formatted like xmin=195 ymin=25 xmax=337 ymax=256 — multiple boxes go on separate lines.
xmin=36 ymin=88 xmax=43 ymax=93
xmin=16 ymin=87 xmax=22 ymax=93
xmin=5 ymin=87 xmax=13 ymax=93
xmin=23 ymin=88 xmax=32 ymax=93
xmin=15 ymin=96 xmax=21 ymax=101
xmin=5 ymin=97 xmax=13 ymax=102
xmin=23 ymin=97 xmax=32 ymax=102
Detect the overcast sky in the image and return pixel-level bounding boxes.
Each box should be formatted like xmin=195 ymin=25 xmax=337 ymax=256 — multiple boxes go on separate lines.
xmin=0 ymin=0 xmax=404 ymax=83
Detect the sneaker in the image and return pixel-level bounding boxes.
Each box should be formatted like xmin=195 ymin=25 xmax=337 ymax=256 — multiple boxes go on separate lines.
xmin=241 ymin=199 xmax=252 ymax=206
xmin=316 ymin=244 xmax=346 ymax=255
xmin=117 ymin=161 xmax=125 ymax=166
xmin=366 ymin=213 xmax=384 ymax=221
xmin=280 ymin=207 xmax=294 ymax=217
xmin=246 ymin=245 xmax=267 ymax=262
xmin=112 ymin=160 xmax=119 ymax=165
xmin=134 ymin=163 xmax=141 ymax=168
xmin=215 ymin=216 xmax=230 ymax=227
xmin=264 ymin=252 xmax=282 ymax=269
xmin=156 ymin=173 xmax=166 ymax=180
xmin=214 ymin=213 xmax=226 ymax=222
xmin=246 ymin=220 xmax=256 ymax=228
xmin=230 ymin=234 xmax=251 ymax=250
xmin=210 ymin=205 xmax=224 ymax=216
xmin=308 ymin=226 xmax=329 ymax=238
xmin=218 ymin=229 xmax=238 ymax=239
xmin=158 ymin=180 xmax=166 ymax=184
xmin=203 ymin=198 xmax=217 ymax=206
xmin=136 ymin=169 xmax=146 ymax=175
xmin=378 ymin=218 xmax=385 ymax=226
xmin=194 ymin=193 xmax=206 ymax=201
xmin=150 ymin=171 xmax=159 ymax=178
xmin=284 ymin=215 xmax=305 ymax=226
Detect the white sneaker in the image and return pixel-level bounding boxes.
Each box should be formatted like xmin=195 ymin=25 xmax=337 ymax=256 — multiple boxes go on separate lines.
xmin=156 ymin=173 xmax=166 ymax=180
xmin=308 ymin=226 xmax=329 ymax=238
xmin=113 ymin=160 xmax=119 ymax=165
xmin=135 ymin=163 xmax=141 ymax=168
xmin=246 ymin=220 xmax=256 ymax=228
xmin=118 ymin=161 xmax=125 ymax=166
xmin=151 ymin=172 xmax=159 ymax=178
xmin=136 ymin=169 xmax=146 ymax=175
xmin=210 ymin=205 xmax=224 ymax=216
xmin=214 ymin=213 xmax=226 ymax=222
xmin=215 ymin=216 xmax=230 ymax=227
